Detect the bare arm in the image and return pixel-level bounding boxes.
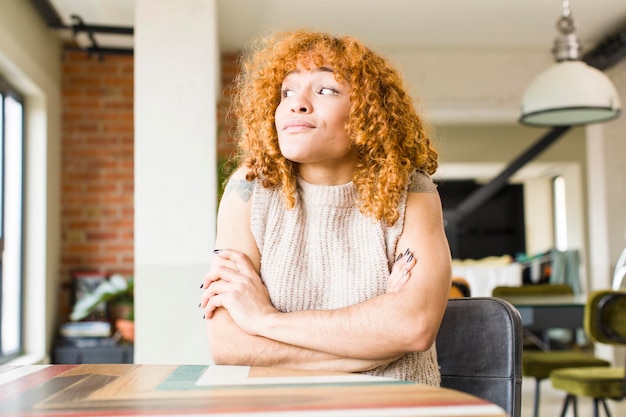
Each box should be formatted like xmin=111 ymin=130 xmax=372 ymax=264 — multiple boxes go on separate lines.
xmin=208 ymin=308 xmax=397 ymax=371
xmin=203 ymin=184 xmax=452 ymax=361
xmin=204 ymin=167 xmax=401 ymax=371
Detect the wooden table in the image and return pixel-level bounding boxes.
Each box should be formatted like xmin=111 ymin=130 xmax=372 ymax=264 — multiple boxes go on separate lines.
xmin=0 ymin=364 xmax=507 ymax=416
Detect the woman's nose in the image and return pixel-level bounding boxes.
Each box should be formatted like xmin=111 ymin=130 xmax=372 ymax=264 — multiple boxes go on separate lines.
xmin=290 ymin=92 xmax=312 ymax=113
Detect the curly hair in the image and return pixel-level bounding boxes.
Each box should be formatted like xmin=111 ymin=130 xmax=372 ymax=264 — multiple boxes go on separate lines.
xmin=230 ymin=30 xmax=439 ymax=226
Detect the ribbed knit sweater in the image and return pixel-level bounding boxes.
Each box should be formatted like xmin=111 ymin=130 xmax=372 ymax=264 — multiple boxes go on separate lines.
xmin=250 ymin=170 xmax=440 ymax=386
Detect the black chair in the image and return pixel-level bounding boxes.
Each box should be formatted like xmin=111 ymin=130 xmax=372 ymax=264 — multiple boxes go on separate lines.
xmin=436 ymin=297 xmax=523 ymax=417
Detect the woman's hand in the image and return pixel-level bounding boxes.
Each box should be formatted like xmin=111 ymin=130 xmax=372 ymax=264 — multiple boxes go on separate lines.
xmin=200 ymin=249 xmax=277 ymax=335
xmin=387 ymin=249 xmax=416 ymax=293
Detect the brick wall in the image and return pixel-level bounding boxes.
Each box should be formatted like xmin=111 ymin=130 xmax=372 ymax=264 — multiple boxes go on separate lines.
xmin=59 ymin=50 xmax=240 ymax=321
xmin=217 ymin=52 xmax=239 ymax=161
xmin=59 ymin=50 xmax=135 ymax=320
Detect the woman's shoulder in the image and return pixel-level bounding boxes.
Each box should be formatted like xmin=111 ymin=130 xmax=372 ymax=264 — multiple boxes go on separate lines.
xmin=222 ymin=167 xmax=257 ymax=202
xmin=408 ymin=169 xmax=437 ymax=193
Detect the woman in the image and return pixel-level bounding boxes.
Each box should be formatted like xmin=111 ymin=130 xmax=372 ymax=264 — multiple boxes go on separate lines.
xmin=200 ymin=30 xmax=452 ymax=386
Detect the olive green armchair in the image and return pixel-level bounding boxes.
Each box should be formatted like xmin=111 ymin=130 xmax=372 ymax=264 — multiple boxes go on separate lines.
xmin=550 ymin=290 xmax=626 ymax=417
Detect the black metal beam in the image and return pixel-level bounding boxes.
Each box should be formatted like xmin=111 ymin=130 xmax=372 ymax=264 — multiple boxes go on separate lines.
xmin=583 ymin=25 xmax=626 ymax=70
xmin=454 ymin=126 xmax=571 ymax=222
xmin=64 ymin=46 xmax=134 ymax=57
xmin=30 ymin=1 xmax=134 ymax=57
xmin=70 ymin=15 xmax=134 ymax=36
xmin=30 ymin=0 xmax=65 ymax=29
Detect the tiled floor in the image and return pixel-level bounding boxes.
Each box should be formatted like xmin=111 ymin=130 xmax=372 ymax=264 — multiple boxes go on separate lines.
xmin=521 ymin=376 xmax=626 ymax=417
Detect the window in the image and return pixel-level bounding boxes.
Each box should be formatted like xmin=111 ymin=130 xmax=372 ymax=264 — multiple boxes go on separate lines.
xmin=0 ymin=76 xmax=24 ymax=363
xmin=552 ymin=175 xmax=568 ymax=251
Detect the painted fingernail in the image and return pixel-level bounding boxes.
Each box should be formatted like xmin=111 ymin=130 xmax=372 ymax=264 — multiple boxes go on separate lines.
xmin=213 ymin=249 xmax=222 ymax=254
xmin=202 ymin=314 xmax=205 ymax=319
xmin=200 ymin=283 xmax=204 ymax=289
xmin=396 ymin=253 xmax=403 ymax=262
xmin=198 ymin=302 xmax=201 ymax=308
xmin=406 ymin=254 xmax=414 ymax=263
xmin=404 ymin=248 xmax=411 ymax=256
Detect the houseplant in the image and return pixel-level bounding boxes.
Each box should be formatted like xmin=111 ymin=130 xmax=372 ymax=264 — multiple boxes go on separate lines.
xmin=70 ymin=273 xmax=134 ymax=342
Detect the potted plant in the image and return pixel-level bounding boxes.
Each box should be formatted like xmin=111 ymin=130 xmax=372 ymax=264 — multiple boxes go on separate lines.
xmin=70 ymin=274 xmax=134 ymax=342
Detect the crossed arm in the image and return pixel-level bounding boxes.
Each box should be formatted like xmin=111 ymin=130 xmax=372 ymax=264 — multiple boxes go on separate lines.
xmin=200 ymin=169 xmax=452 ymax=372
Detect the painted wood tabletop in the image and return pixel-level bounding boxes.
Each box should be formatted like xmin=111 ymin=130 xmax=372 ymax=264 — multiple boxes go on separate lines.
xmin=0 ymin=364 xmax=508 ymax=417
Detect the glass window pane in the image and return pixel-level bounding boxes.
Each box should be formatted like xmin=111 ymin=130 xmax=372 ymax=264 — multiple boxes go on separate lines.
xmin=553 ymin=176 xmax=568 ymax=251
xmin=2 ymin=94 xmax=23 ymax=356
xmin=0 ymin=92 xmax=3 ymax=238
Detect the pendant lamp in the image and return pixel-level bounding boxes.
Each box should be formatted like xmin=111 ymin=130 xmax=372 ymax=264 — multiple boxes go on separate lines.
xmin=519 ymin=0 xmax=622 ymax=127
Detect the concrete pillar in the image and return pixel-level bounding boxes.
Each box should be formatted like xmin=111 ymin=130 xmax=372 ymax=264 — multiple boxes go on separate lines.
xmin=134 ymin=0 xmax=218 ymax=364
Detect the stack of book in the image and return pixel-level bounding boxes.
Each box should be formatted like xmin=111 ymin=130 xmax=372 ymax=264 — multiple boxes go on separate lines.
xmin=58 ymin=321 xmax=116 ymax=348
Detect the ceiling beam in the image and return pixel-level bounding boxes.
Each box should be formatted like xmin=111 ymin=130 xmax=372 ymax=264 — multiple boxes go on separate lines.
xmin=30 ymin=0 xmax=64 ymax=29
xmin=70 ymin=15 xmax=134 ymax=36
xmin=583 ymin=26 xmax=626 ymax=70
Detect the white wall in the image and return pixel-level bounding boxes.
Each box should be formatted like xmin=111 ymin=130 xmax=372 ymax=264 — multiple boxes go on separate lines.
xmin=134 ymin=0 xmax=218 ymax=364
xmin=604 ymin=61 xmax=626 ymax=281
xmin=0 ymin=0 xmax=62 ymax=363
xmin=585 ymin=61 xmax=626 ymax=364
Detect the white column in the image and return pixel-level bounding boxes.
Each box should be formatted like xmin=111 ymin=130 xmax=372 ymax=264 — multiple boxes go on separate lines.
xmin=585 ymin=124 xmax=611 ymax=291
xmin=585 ymin=60 xmax=626 ymax=365
xmin=586 ymin=60 xmax=626 ymax=292
xmin=134 ymin=0 xmax=218 ymax=364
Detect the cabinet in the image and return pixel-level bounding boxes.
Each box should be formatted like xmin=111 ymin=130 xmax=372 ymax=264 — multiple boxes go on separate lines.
xmin=52 ymin=344 xmax=134 ymax=364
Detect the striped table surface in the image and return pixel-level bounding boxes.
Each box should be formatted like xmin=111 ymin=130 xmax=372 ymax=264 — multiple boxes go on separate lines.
xmin=0 ymin=364 xmax=507 ymax=417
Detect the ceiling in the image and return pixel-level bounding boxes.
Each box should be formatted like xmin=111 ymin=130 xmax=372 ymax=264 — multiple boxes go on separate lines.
xmin=42 ymin=0 xmax=626 ymax=55
xmin=37 ymin=0 xmax=626 ymax=184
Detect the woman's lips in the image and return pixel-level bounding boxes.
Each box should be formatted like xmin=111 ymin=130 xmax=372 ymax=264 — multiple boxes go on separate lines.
xmin=282 ymin=120 xmax=315 ymax=131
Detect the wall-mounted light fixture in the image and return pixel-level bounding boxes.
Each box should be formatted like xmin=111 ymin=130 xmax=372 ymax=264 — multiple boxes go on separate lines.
xmin=520 ymin=0 xmax=622 ymax=127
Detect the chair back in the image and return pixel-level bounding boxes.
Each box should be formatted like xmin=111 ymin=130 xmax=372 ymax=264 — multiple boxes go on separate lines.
xmin=585 ymin=290 xmax=626 ymax=400
xmin=492 ymin=283 xmax=573 ymax=297
xmin=436 ymin=297 xmax=523 ymax=417
xmin=586 ymin=290 xmax=626 ymax=345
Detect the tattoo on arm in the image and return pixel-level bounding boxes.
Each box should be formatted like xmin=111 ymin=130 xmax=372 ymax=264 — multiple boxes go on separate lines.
xmin=407 ymin=172 xmax=437 ymax=193
xmin=224 ymin=178 xmax=255 ymax=202
xmin=407 ymin=181 xmax=421 ymax=193
xmin=407 ymin=181 xmax=436 ymax=193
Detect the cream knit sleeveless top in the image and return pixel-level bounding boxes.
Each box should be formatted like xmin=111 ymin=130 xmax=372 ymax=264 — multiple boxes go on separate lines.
xmin=250 ymin=170 xmax=441 ymax=386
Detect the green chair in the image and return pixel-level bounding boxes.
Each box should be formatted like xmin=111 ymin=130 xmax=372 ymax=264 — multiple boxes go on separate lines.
xmin=523 ymin=350 xmax=609 ymax=417
xmin=493 ymin=284 xmax=611 ymax=417
xmin=550 ymin=290 xmax=626 ymax=417
xmin=492 ymin=283 xmax=574 ymax=297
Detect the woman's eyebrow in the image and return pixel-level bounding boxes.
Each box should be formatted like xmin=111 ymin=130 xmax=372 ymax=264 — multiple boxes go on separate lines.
xmin=285 ymin=66 xmax=335 ymax=76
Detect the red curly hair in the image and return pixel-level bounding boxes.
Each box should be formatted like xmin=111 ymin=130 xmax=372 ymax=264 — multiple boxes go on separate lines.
xmin=230 ymin=30 xmax=439 ymax=226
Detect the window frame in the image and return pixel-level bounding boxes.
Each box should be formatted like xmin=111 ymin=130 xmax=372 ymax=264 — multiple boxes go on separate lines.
xmin=552 ymin=175 xmax=568 ymax=252
xmin=0 ymin=75 xmax=26 ymax=364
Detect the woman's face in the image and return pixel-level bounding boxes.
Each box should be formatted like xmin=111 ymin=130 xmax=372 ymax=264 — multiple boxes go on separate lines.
xmin=274 ymin=61 xmax=355 ymax=175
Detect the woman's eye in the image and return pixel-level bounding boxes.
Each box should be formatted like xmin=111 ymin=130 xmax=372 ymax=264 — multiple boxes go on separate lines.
xmin=282 ymin=89 xmax=295 ymax=98
xmin=319 ymin=87 xmax=337 ymax=95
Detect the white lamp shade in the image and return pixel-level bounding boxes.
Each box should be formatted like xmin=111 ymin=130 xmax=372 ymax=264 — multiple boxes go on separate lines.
xmin=520 ymin=60 xmax=622 ymax=127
